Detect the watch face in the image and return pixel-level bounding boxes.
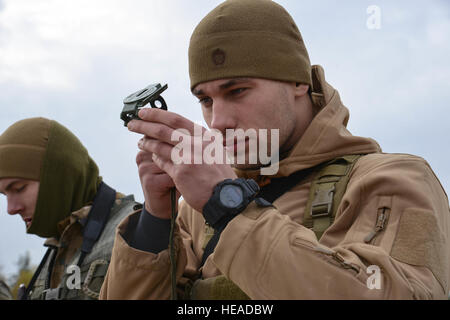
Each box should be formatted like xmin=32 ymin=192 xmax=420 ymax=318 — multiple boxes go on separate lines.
xmin=219 ymin=185 xmax=244 ymax=208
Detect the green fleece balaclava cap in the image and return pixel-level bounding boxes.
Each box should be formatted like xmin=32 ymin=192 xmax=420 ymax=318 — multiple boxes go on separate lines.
xmin=188 ymin=0 xmax=312 ymax=91
xmin=0 ymin=118 xmax=101 ymax=238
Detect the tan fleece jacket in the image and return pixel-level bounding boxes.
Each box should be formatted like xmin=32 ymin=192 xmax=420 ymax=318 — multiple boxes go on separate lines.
xmin=100 ymin=66 xmax=449 ymax=300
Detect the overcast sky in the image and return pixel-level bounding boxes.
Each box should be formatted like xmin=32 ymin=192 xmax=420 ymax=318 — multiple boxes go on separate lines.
xmin=0 ymin=0 xmax=449 ymax=280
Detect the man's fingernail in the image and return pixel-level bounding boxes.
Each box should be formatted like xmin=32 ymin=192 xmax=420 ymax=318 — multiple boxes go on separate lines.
xmin=138 ymin=108 xmax=148 ymax=118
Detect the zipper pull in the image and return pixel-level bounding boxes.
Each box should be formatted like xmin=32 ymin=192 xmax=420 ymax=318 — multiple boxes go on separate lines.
xmin=364 ymin=230 xmax=377 ymax=243
xmin=364 ymin=207 xmax=389 ymax=243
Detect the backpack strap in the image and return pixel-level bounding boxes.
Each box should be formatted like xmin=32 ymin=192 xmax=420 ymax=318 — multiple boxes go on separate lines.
xmin=77 ymin=181 xmax=116 ymax=267
xmin=303 ymin=154 xmax=364 ymax=240
xmin=18 ymin=246 xmax=55 ymax=300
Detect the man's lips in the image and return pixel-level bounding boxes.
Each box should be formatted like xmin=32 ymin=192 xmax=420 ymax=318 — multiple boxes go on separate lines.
xmin=23 ymin=217 xmax=32 ymax=227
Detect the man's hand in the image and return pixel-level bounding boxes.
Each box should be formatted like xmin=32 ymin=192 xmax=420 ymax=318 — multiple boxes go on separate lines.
xmin=128 ymin=108 xmax=237 ymax=215
xmin=135 ymin=150 xmax=180 ymax=219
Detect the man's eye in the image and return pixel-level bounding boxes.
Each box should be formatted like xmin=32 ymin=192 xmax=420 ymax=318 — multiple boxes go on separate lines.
xmin=16 ymin=185 xmax=26 ymax=193
xmin=230 ymin=88 xmax=247 ymax=95
xmin=198 ymin=97 xmax=212 ymax=106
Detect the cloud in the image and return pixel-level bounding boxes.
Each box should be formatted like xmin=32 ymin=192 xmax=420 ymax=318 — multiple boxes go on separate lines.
xmin=0 ymin=0 xmax=199 ymax=89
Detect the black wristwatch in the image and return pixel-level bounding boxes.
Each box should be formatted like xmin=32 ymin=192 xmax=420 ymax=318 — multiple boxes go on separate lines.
xmin=203 ymin=178 xmax=260 ymax=231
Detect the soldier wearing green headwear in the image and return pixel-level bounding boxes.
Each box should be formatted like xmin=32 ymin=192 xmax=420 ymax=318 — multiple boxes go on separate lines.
xmin=0 ymin=117 xmax=141 ymax=300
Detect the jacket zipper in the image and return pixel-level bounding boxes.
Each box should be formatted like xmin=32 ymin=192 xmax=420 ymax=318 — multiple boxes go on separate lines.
xmin=364 ymin=207 xmax=389 ymax=244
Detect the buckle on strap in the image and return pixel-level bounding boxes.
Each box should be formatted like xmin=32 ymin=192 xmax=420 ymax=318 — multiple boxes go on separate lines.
xmin=43 ymin=287 xmax=61 ymax=300
xmin=310 ymin=186 xmax=335 ymax=218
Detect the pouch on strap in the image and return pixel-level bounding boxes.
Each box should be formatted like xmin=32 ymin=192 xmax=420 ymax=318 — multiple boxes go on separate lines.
xmin=304 ymin=154 xmax=363 ymax=240
xmin=81 ymin=259 xmax=109 ymax=299
xmin=59 ymin=259 xmax=109 ymax=300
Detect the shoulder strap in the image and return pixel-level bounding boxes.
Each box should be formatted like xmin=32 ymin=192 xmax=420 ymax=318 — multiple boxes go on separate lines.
xmin=303 ymin=154 xmax=363 ymax=240
xmin=257 ymin=168 xmax=317 ymax=203
xmin=77 ymin=181 xmax=116 ymax=267
xmin=18 ymin=246 xmax=54 ymax=300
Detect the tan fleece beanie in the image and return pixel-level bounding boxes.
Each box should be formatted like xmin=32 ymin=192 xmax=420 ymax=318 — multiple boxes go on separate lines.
xmin=189 ymin=0 xmax=311 ymax=90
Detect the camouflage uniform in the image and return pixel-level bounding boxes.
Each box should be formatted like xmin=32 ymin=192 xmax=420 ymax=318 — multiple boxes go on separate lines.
xmin=26 ymin=194 xmax=139 ymax=300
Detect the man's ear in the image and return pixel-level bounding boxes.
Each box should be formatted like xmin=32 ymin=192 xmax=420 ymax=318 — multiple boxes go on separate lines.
xmin=294 ymin=83 xmax=309 ymax=97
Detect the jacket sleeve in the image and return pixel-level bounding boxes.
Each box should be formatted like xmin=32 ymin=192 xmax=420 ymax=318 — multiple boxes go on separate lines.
xmin=212 ymin=155 xmax=450 ymax=299
xmin=99 ymin=205 xmax=196 ymax=300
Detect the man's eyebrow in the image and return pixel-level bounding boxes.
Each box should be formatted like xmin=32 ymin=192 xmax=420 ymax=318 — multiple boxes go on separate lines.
xmin=192 ymin=78 xmax=252 ymax=96
xmin=218 ymin=78 xmax=251 ymax=90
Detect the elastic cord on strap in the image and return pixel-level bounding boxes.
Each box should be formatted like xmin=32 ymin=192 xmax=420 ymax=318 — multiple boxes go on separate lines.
xmin=169 ymin=188 xmax=177 ymax=300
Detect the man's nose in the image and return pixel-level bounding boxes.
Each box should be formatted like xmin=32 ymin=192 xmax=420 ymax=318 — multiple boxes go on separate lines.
xmin=210 ymin=100 xmax=237 ymax=133
xmin=7 ymin=198 xmax=23 ymax=216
